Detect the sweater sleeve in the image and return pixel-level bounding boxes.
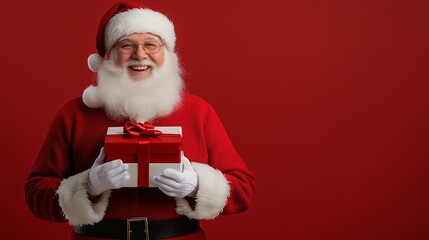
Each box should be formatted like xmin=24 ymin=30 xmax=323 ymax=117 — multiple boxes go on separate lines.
xmin=24 ymin=109 xmax=72 ymax=222
xmin=175 ymin=101 xmax=256 ymax=219
xmin=25 ymin=104 xmax=112 ymax=225
xmin=202 ymin=105 xmax=256 ymax=214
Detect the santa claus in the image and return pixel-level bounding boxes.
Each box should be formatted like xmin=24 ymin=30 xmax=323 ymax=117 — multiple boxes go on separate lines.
xmin=25 ymin=1 xmax=255 ymax=239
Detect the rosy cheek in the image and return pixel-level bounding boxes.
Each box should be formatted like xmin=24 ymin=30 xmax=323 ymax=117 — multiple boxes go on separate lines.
xmin=155 ymin=55 xmax=165 ymax=67
xmin=113 ymin=52 xmax=128 ymax=67
xmin=116 ymin=57 xmax=126 ymax=67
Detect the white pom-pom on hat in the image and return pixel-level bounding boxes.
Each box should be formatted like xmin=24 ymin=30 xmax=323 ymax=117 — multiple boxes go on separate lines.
xmin=87 ymin=54 xmax=103 ymax=73
xmin=83 ymin=54 xmax=103 ymax=108
xmin=82 ymin=85 xmax=102 ymax=108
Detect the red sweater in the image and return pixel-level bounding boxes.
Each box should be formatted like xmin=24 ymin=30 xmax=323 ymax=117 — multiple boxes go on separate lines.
xmin=25 ymin=93 xmax=255 ymax=238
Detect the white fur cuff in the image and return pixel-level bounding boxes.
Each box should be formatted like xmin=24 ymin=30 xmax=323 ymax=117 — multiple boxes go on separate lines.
xmin=175 ymin=163 xmax=230 ymax=219
xmin=56 ymin=169 xmax=111 ymax=226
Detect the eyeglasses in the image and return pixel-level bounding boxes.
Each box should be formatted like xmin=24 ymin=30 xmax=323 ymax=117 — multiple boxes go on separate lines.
xmin=114 ymin=39 xmax=165 ymax=54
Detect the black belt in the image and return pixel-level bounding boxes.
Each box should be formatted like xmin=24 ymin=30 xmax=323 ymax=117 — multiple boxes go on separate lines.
xmin=74 ymin=216 xmax=199 ymax=240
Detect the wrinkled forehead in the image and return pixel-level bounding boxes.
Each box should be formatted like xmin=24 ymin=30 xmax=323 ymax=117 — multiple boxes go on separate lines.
xmin=117 ymin=32 xmax=163 ymax=43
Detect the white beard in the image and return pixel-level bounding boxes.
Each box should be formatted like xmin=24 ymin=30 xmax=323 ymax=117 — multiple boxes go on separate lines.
xmin=95 ymin=50 xmax=183 ymax=123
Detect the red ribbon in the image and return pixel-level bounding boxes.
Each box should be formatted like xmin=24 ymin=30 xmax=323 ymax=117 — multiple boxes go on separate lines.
xmin=123 ymin=121 xmax=162 ymax=138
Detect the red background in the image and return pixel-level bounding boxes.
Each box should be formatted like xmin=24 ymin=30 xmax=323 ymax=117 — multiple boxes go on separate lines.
xmin=1 ymin=0 xmax=429 ymax=239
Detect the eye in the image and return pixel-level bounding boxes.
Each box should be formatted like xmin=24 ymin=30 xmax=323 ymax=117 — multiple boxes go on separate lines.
xmin=143 ymin=42 xmax=158 ymax=50
xmin=119 ymin=42 xmax=135 ymax=50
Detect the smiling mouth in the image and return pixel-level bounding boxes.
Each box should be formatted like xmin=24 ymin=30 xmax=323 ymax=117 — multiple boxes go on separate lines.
xmin=129 ymin=65 xmax=150 ymax=71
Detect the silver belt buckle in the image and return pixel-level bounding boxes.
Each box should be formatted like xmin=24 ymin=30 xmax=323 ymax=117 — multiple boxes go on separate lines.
xmin=127 ymin=217 xmax=149 ymax=240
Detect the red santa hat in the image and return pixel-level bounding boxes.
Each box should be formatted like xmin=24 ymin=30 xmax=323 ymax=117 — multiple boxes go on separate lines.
xmin=88 ymin=1 xmax=176 ymax=72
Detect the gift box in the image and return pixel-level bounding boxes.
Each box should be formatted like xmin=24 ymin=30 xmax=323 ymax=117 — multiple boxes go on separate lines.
xmin=104 ymin=122 xmax=183 ymax=187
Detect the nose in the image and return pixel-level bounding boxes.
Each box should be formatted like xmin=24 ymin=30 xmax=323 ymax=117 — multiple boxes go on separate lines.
xmin=133 ymin=44 xmax=148 ymax=60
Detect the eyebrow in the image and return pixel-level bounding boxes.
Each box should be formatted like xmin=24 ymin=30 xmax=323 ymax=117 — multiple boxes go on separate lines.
xmin=145 ymin=36 xmax=160 ymax=42
xmin=118 ymin=36 xmax=162 ymax=43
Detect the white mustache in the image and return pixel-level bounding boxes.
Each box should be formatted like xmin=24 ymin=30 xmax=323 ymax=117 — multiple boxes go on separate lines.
xmin=125 ymin=59 xmax=156 ymax=68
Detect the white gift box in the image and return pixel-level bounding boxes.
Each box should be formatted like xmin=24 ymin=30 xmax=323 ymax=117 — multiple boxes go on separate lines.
xmin=105 ymin=126 xmax=183 ymax=187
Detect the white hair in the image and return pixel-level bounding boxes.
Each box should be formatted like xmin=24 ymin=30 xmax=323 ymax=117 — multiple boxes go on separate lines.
xmin=94 ymin=49 xmax=183 ymax=122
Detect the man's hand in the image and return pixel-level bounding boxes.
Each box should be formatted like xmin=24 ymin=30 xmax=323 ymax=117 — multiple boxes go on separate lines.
xmin=87 ymin=147 xmax=130 ymax=197
xmin=152 ymin=155 xmax=198 ymax=198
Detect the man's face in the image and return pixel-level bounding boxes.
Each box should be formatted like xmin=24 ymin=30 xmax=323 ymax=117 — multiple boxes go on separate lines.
xmin=111 ymin=32 xmax=165 ymax=80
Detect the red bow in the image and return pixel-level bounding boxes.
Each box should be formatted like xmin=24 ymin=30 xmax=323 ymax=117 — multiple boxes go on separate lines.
xmin=123 ymin=121 xmax=162 ymax=138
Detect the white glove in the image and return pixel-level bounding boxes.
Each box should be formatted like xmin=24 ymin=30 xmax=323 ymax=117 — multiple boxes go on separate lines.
xmin=87 ymin=147 xmax=130 ymax=197
xmin=152 ymin=155 xmax=198 ymax=198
